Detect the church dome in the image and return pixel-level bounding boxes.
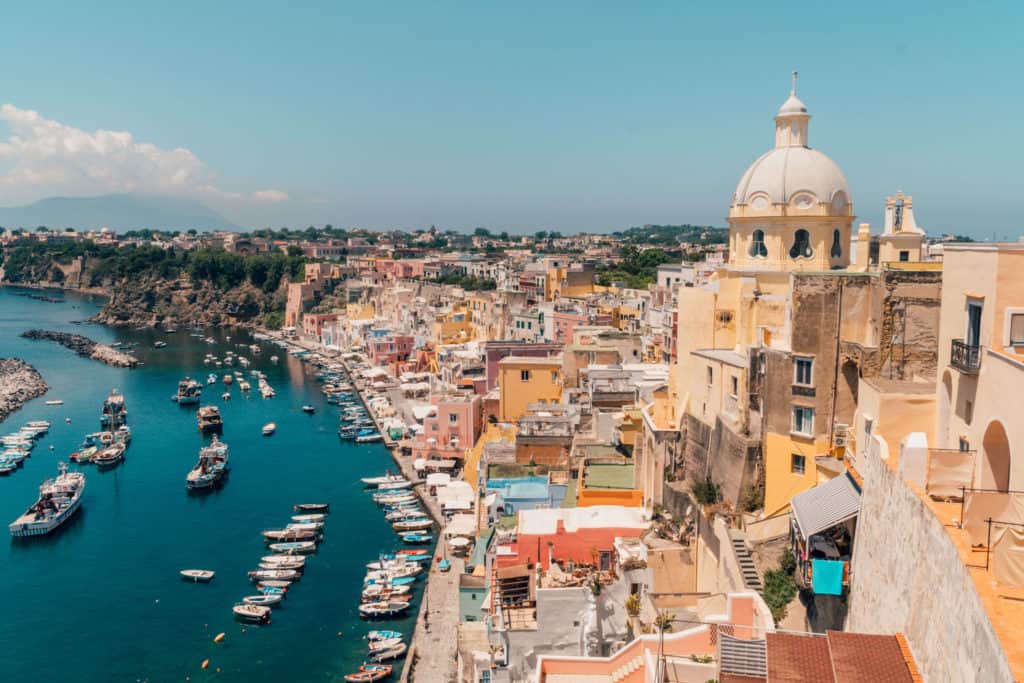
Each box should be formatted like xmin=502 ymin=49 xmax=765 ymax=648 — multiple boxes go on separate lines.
xmin=729 ymin=83 xmax=851 ymax=217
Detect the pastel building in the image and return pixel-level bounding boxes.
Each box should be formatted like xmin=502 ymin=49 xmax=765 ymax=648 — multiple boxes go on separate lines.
xmin=410 ymin=392 xmax=481 ymax=462
xmin=497 ymin=355 xmax=564 ymax=423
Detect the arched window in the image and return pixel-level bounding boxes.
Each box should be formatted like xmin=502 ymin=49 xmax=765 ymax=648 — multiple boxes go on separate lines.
xmin=789 ymin=229 xmax=813 ymax=259
xmin=830 ymin=229 xmax=843 ymax=259
xmin=748 ymin=229 xmax=767 ymax=258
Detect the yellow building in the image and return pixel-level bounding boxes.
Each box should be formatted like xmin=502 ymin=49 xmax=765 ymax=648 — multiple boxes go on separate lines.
xmin=497 ymin=355 xmax=564 ymax=422
xmin=433 ymin=304 xmax=474 ymax=345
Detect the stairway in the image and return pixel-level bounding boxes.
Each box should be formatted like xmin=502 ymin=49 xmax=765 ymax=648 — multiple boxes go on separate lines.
xmin=610 ymin=655 xmax=644 ymax=682
xmin=729 ymin=531 xmax=763 ymax=591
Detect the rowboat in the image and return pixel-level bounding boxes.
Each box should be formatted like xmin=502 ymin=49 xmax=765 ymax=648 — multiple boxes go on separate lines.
xmin=301 ymin=405 xmax=315 ymax=414
xmin=369 ymin=642 xmax=409 ymax=660
xmin=375 ymin=479 xmax=411 ymax=491
xmin=359 ymin=600 xmax=411 ymax=618
xmin=360 ymin=473 xmax=405 ymax=486
xmin=262 ymin=528 xmax=319 ymax=541
xmin=180 ymin=569 xmax=215 ymax=582
xmin=267 ymin=541 xmax=317 ymax=554
xmin=367 ymin=630 xmax=403 ymax=642
xmin=344 ymin=669 xmax=389 ymax=682
xmin=392 ymin=519 xmax=434 ymax=532
xmin=260 ymin=554 xmax=307 ymax=567
xmin=293 ymin=503 xmax=330 ymax=512
xmin=262 ymin=423 xmax=276 ymax=436
xmin=400 ymin=533 xmax=433 ymax=545
xmin=243 ymin=594 xmax=283 ymax=606
xmin=233 ymin=603 xmax=271 ymax=622
xmin=385 ymin=509 xmax=427 ymax=522
xmin=286 ymin=521 xmax=324 ymax=531
xmin=258 ymin=560 xmax=304 ymax=571
xmin=258 ymin=580 xmax=293 ymax=589
xmin=248 ymin=569 xmax=301 ymax=582
xmin=362 ymin=583 xmax=411 ymax=600
xmin=291 ymin=513 xmax=327 ymax=523
xmin=368 ymin=637 xmax=403 ymax=651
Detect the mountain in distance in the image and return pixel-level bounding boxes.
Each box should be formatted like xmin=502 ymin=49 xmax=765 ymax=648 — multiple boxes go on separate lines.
xmin=0 ymin=194 xmax=242 ymax=231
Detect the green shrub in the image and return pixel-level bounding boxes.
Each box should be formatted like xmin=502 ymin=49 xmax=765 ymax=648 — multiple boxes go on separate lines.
xmin=762 ymin=568 xmax=798 ymax=623
xmin=692 ymin=475 xmax=721 ymax=505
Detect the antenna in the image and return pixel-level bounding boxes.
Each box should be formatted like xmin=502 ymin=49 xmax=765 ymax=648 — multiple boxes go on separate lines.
xmin=791 ymin=70 xmax=798 ymax=95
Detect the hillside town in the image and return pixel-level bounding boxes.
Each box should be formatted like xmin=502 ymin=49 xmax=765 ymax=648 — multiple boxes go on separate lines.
xmin=3 ymin=88 xmax=1023 ymax=683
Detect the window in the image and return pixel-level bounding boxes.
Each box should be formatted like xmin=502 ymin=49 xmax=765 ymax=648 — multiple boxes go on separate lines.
xmin=789 ymin=229 xmax=813 ymax=259
xmin=520 ymin=370 xmax=530 ymax=381
xmin=1010 ymin=313 xmax=1024 ymax=345
xmin=707 ymin=366 xmax=713 ymax=385
xmin=792 ymin=406 xmax=815 ymax=435
xmin=791 ymin=454 xmax=806 ymax=475
xmin=730 ymin=376 xmax=739 ymax=397
xmin=449 ymin=414 xmax=458 ymax=424
xmin=748 ymin=229 xmax=767 ymax=258
xmin=830 ymin=229 xmax=843 ymax=259
xmin=550 ymin=371 xmax=559 ymax=383
xmin=794 ymin=357 xmax=814 ymax=386
xmin=899 ymin=250 xmax=910 ymax=262
xmin=959 ymin=437 xmax=971 ymax=452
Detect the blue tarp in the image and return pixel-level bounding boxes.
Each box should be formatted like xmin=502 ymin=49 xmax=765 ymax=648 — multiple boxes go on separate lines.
xmin=811 ymin=559 xmax=844 ymax=595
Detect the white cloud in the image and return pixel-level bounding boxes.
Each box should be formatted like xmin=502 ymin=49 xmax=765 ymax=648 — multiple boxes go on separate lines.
xmin=0 ymin=104 xmax=287 ymax=206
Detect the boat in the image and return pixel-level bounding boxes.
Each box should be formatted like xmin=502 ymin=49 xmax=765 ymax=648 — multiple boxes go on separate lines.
xmin=259 ymin=585 xmax=287 ymax=597
xmin=373 ymin=493 xmax=416 ymax=504
xmin=358 ymin=600 xmax=411 ymax=618
xmin=438 ymin=559 xmax=451 ymax=573
xmin=361 ymin=473 xmax=405 ymax=486
xmin=364 ymin=563 xmax=422 ymax=580
xmin=357 ymin=434 xmax=383 ymax=443
xmin=261 ymin=554 xmax=307 ymax=567
xmin=343 ymin=669 xmax=390 ymax=683
xmin=367 ymin=630 xmax=403 ymax=642
xmin=248 ymin=569 xmax=301 ymax=582
xmin=70 ymin=445 xmax=97 ymax=463
xmin=293 ymin=503 xmax=330 ymax=512
xmin=233 ymin=603 xmax=271 ymax=622
xmin=301 ymin=405 xmax=315 ymax=414
xmin=400 ymin=533 xmax=433 ymax=545
xmin=180 ymin=569 xmax=215 ymax=582
xmin=0 ymin=461 xmax=17 ymax=475
xmin=174 ymin=378 xmax=203 ymax=405
xmin=197 ymin=406 xmax=223 ymax=434
xmin=243 ymin=594 xmax=283 ymax=606
xmin=100 ymin=389 xmax=128 ymax=429
xmin=291 ymin=513 xmax=327 ymax=523
xmin=369 ymin=642 xmax=409 ymax=661
xmin=44 ymin=400 xmax=64 ymax=406
xmin=362 ymin=584 xmax=411 ymax=600
xmin=223 ymin=374 xmax=233 ymax=385
xmin=262 ymin=528 xmax=319 ymax=541
xmin=207 ymin=374 xmax=217 ymax=385
xmin=262 ymin=423 xmax=276 ymax=436
xmin=267 ymin=540 xmax=318 ymax=554
xmin=392 ymin=519 xmax=434 ymax=532
xmin=286 ymin=522 xmax=324 ymax=532
xmin=186 ymin=435 xmax=230 ymax=490
xmin=376 ymin=479 xmax=412 ymax=491
xmin=9 ymin=463 xmax=85 ymax=537
xmin=367 ymin=637 xmax=404 ymax=652
xmin=153 ymin=340 xmax=167 ymax=348
xmin=92 ymin=442 xmax=126 ymax=468
xmin=258 ymin=580 xmax=293 ymax=589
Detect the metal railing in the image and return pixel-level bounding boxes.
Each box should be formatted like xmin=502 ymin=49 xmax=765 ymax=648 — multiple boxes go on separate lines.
xmin=951 ymin=339 xmax=981 ymax=373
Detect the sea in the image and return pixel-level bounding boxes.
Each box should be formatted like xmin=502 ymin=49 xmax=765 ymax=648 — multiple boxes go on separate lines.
xmin=0 ymin=286 xmax=421 ymax=682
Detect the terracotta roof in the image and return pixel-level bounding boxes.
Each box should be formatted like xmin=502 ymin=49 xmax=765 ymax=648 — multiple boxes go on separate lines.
xmin=827 ymin=631 xmax=914 ymax=683
xmin=766 ymin=632 xmax=835 ymax=682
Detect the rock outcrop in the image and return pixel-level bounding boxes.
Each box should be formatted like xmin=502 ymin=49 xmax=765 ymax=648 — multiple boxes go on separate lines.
xmin=21 ymin=330 xmax=140 ymax=367
xmin=0 ymin=358 xmax=48 ymax=423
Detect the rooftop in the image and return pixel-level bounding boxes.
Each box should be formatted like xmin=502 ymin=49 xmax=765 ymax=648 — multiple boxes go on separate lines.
xmin=583 ymin=463 xmax=636 ymax=490
xmin=498 ymin=355 xmax=564 ymax=367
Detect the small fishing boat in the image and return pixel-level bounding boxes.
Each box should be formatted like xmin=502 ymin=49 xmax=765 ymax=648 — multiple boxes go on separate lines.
xmin=362 ymin=583 xmax=411 ymax=600
xmin=154 ymin=340 xmax=167 ymax=348
xmin=232 ymin=603 xmax=271 ymax=622
xmin=360 ymin=473 xmax=405 ymax=486
xmin=258 ymin=580 xmax=293 ymax=589
xmin=44 ymin=400 xmax=64 ymax=406
xmin=367 ymin=630 xmax=403 ymax=642
xmin=301 ymin=405 xmax=315 ymax=414
xmin=358 ymin=600 xmax=411 ymax=618
xmin=343 ymin=669 xmax=389 ymax=683
xmin=286 ymin=521 xmax=324 ymax=531
xmin=373 ymin=493 xmax=416 ymax=504
xmin=180 ymin=569 xmax=215 ymax=582
xmin=92 ymin=442 xmax=126 ymax=468
xmin=291 ymin=513 xmax=327 ymax=523
xmin=356 ymin=434 xmax=383 ymax=443
xmin=262 ymin=423 xmax=276 ymax=436
xmin=400 ymin=533 xmax=433 ymax=545
xmin=369 ymin=642 xmax=408 ymax=661
xmin=293 ymin=503 xmax=330 ymax=512
xmin=376 ymin=479 xmax=412 ymax=491
xmin=368 ymin=637 xmax=403 ymax=651
xmin=267 ymin=541 xmax=317 ymax=554
xmin=260 ymin=554 xmax=307 ymax=567
xmin=186 ymin=435 xmax=229 ymax=490
xmin=0 ymin=461 xmax=18 ymax=475
xmin=392 ymin=518 xmax=434 ymax=532
xmin=174 ymin=378 xmax=203 ymax=405
xmin=248 ymin=569 xmax=300 ymax=582
xmin=221 ymin=392 xmax=231 ymax=401
xmin=258 ymin=559 xmax=305 ymax=571
xmin=197 ymin=406 xmax=223 ymax=434
xmin=243 ymin=594 xmax=283 ymax=606
xmin=262 ymin=528 xmax=319 ymax=542
xmin=259 ymin=585 xmax=287 ymax=597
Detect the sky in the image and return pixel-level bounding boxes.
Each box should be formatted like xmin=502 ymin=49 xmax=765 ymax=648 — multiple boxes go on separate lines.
xmin=0 ymin=1 xmax=1021 ymax=237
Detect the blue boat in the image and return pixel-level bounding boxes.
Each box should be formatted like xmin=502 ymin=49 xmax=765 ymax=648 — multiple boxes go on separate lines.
xmin=364 ymin=575 xmax=416 ymax=587
xmin=401 ymin=533 xmax=433 ymax=545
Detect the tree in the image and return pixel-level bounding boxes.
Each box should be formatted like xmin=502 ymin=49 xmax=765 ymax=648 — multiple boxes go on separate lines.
xmin=474 ymin=227 xmax=492 ymax=237
xmin=534 ymin=230 xmax=548 ymax=240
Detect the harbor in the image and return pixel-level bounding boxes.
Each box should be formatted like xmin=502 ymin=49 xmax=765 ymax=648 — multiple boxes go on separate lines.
xmin=0 ymin=286 xmax=423 ymax=682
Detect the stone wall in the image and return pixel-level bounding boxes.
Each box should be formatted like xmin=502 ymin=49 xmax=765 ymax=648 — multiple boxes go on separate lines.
xmin=847 ymin=451 xmax=1012 ymax=682
xmin=681 ymin=413 xmax=758 ymax=507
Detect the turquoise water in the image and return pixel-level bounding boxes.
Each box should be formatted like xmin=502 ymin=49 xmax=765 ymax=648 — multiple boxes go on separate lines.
xmin=0 ymin=286 xmax=420 ymax=682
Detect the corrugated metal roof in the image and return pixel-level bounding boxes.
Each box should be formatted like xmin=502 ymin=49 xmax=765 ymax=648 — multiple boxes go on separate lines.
xmin=791 ymin=473 xmax=861 ymax=540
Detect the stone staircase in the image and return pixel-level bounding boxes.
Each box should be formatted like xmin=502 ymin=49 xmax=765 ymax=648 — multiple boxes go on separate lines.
xmin=729 ymin=530 xmax=763 ymax=591
xmin=610 ymin=655 xmax=644 ymax=682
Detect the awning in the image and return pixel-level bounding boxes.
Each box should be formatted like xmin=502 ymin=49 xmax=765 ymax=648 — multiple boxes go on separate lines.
xmin=791 ymin=473 xmax=861 ymax=541
xmin=411 ymin=405 xmax=437 ymax=421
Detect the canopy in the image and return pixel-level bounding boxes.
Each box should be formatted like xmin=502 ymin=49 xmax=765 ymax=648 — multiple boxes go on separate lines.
xmin=791 ymin=473 xmax=861 ymax=541
xmin=426 ymin=473 xmax=451 ymax=487
xmin=446 ymin=514 xmax=476 ymax=537
xmin=443 ymin=500 xmax=473 ymax=512
xmin=411 ymin=405 xmax=437 ymax=421
xmin=365 ymin=367 xmax=390 ymax=379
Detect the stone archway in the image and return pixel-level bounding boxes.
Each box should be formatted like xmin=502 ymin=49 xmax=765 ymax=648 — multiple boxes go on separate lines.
xmin=981 ymin=420 xmax=1011 ymax=491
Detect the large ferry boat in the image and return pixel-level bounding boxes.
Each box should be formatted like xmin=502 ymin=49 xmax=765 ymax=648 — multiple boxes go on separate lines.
xmin=9 ymin=463 xmax=85 ymax=537
xmin=186 ymin=435 xmax=230 ymax=490
xmin=197 ymin=406 xmax=223 ymax=434
xmin=100 ymin=389 xmax=128 ymax=429
xmin=174 ymin=378 xmax=203 ymax=406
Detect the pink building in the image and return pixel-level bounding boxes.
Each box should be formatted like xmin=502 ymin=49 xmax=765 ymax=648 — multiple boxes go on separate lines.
xmin=551 ymin=309 xmax=588 ymax=344
xmin=302 ymin=313 xmax=341 ymax=340
xmin=368 ymin=335 xmax=415 ymax=365
xmin=411 ymin=393 xmax=481 ymax=462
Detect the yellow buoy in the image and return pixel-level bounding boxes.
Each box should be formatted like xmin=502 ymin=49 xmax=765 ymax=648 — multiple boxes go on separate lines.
xmin=214 ymin=632 xmax=226 ymax=643
xmin=201 ymin=659 xmax=210 ymax=670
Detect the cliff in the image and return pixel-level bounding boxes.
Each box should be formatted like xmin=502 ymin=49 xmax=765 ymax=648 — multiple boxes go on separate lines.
xmin=0 ymin=359 xmax=48 ymax=423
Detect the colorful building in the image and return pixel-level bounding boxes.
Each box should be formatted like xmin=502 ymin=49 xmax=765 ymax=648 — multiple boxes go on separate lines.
xmin=498 ymin=355 xmax=564 ymax=422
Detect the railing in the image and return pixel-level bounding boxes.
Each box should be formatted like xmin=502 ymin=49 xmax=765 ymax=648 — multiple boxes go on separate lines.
xmin=951 ymin=338 xmax=981 ymax=373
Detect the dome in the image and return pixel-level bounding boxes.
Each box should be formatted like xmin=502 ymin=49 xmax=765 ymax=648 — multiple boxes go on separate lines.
xmin=777 ymin=93 xmax=807 ymax=116
xmin=731 ymin=146 xmax=850 ymax=213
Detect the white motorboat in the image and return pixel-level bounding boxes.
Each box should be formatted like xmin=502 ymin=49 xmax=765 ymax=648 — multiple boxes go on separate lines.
xmin=233 ymin=603 xmax=271 ymax=622
xmin=291 ymin=513 xmax=327 ymax=523
xmin=370 ymin=642 xmax=408 ymax=661
xmin=9 ymin=463 xmax=85 ymax=537
xmin=180 ymin=569 xmax=215 ymax=582
xmin=376 ymin=479 xmax=412 ymax=491
xmin=286 ymin=521 xmax=324 ymax=531
xmin=267 ymin=541 xmax=317 ymax=553
xmin=44 ymin=400 xmax=64 ymax=406
xmin=248 ymin=569 xmax=300 ymax=582
xmin=361 ymin=473 xmax=406 ymax=486
xmin=260 ymin=555 xmax=307 ymax=567
xmin=243 ymin=594 xmax=282 ymax=606
xmin=392 ymin=518 xmax=434 ymax=532
xmin=262 ymin=423 xmax=276 ymax=436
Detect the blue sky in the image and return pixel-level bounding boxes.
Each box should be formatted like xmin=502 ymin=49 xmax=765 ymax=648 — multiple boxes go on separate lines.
xmin=0 ymin=1 xmax=1021 ymax=236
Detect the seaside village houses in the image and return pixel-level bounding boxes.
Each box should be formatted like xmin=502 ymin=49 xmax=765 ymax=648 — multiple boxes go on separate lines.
xmin=275 ymin=85 xmax=1024 ymax=683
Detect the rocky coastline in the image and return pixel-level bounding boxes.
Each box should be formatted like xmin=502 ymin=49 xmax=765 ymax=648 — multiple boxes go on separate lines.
xmin=0 ymin=358 xmax=48 ymax=423
xmin=21 ymin=329 xmax=140 ymax=368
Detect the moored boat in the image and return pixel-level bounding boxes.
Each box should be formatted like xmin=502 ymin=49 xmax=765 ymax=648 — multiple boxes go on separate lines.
xmin=197 ymin=406 xmax=223 ymax=434
xmin=293 ymin=502 xmax=330 ymax=512
xmin=262 ymin=528 xmax=319 ymax=542
xmin=392 ymin=518 xmax=434 ymax=532
xmin=262 ymin=422 xmax=276 ymax=436
xmin=174 ymin=378 xmax=203 ymax=405
xmin=243 ymin=594 xmax=282 ymax=606
xmin=367 ymin=630 xmax=403 ymax=642
xmin=291 ymin=513 xmax=327 ymax=523
xmin=186 ymin=435 xmax=230 ymax=490
xmin=92 ymin=442 xmax=126 ymax=468
xmin=233 ymin=603 xmax=271 ymax=622
xmin=358 ymin=600 xmax=411 ymax=619
xmin=9 ymin=463 xmax=85 ymax=537
xmin=248 ymin=569 xmax=301 ymax=582
xmin=267 ymin=541 xmax=318 ymax=554
xmin=180 ymin=569 xmax=215 ymax=582
xmin=100 ymin=389 xmax=128 ymax=430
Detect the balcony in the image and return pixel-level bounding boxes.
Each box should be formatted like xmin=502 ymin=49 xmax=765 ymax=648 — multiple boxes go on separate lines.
xmin=950 ymin=339 xmax=981 ymax=374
